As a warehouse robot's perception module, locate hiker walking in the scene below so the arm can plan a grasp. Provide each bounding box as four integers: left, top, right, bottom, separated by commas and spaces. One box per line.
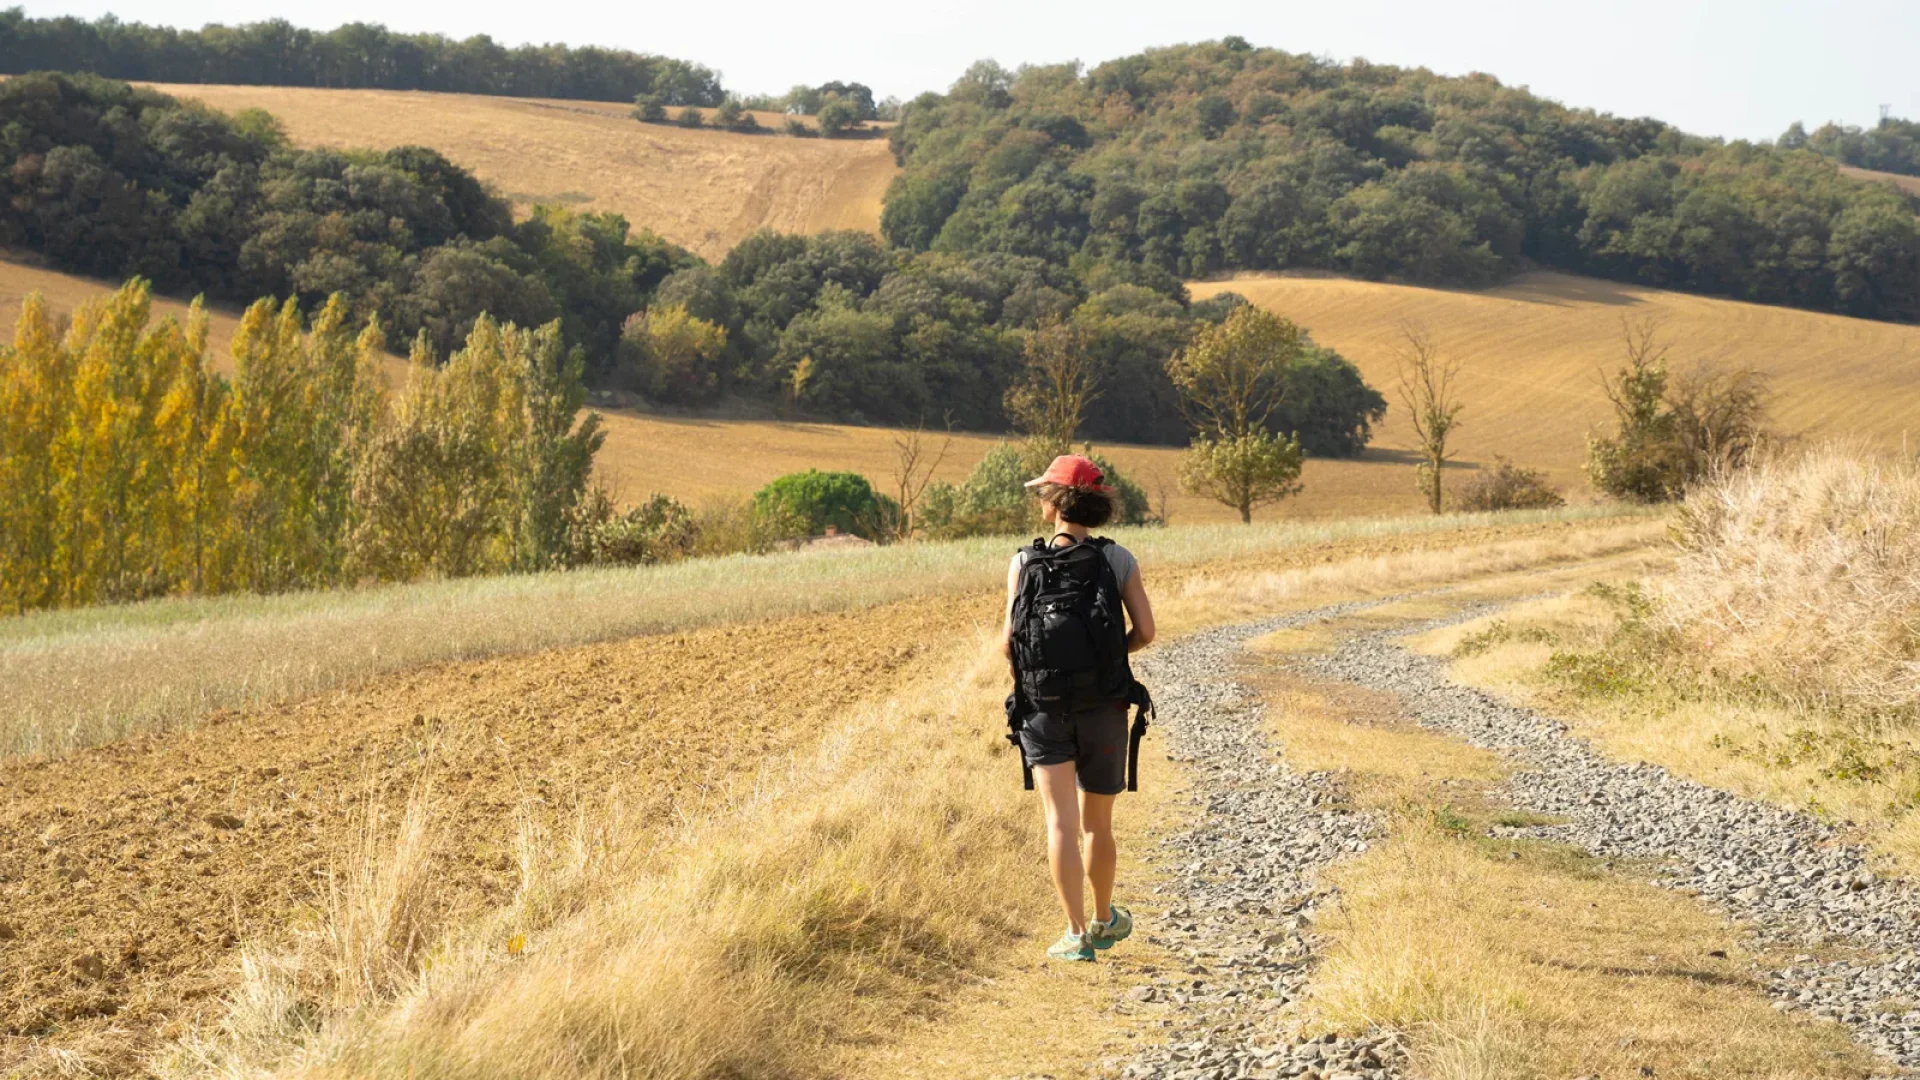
1003, 454, 1157, 962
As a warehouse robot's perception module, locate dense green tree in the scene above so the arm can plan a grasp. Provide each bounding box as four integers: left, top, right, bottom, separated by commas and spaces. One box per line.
816, 98, 860, 137
0, 10, 725, 105
751, 469, 894, 538
882, 40, 1920, 323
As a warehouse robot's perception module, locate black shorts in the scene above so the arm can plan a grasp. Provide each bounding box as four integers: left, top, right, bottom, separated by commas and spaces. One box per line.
1019, 699, 1130, 796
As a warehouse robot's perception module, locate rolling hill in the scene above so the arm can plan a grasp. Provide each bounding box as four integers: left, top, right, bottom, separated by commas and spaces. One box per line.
1194, 271, 1920, 491
138, 83, 897, 260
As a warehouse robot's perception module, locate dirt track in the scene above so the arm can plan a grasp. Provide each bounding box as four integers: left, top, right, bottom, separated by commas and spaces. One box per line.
0, 523, 1606, 1076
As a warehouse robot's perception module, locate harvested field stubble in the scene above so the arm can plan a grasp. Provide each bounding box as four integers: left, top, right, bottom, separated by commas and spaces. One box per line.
135, 84, 897, 260
1196, 271, 1920, 495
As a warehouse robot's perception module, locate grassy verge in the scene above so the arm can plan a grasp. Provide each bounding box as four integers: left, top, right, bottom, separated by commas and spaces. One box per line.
1244, 585, 1879, 1079
152, 520, 1664, 1080
1, 506, 1637, 760
1416, 584, 1920, 876
1403, 447, 1920, 875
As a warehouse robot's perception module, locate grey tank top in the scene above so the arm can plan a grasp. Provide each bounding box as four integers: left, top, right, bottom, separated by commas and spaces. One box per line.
1009, 540, 1138, 589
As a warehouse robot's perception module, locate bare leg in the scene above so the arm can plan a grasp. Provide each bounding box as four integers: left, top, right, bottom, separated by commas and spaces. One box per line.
1035, 762, 1088, 935
1080, 790, 1117, 922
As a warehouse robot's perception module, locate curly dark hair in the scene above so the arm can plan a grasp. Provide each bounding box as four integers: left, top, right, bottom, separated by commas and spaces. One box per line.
1033, 482, 1114, 528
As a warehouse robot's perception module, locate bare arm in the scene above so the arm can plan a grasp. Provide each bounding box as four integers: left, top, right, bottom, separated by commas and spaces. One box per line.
1121, 566, 1156, 653
1001, 555, 1021, 661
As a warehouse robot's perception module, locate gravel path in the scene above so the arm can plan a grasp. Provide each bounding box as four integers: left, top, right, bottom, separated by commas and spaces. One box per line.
1307, 610, 1920, 1073
1113, 601, 1409, 1080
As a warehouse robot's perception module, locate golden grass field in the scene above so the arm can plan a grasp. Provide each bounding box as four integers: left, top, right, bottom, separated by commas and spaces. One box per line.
136, 83, 896, 260
1195, 270, 1920, 493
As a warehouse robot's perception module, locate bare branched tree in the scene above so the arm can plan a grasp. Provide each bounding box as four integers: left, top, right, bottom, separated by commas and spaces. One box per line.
1667, 361, 1772, 474
1004, 318, 1101, 458
1150, 470, 1175, 526
1396, 322, 1464, 514
889, 415, 954, 540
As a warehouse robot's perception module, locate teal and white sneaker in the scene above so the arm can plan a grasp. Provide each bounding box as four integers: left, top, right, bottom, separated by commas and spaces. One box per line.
1087, 904, 1133, 950
1047, 931, 1096, 962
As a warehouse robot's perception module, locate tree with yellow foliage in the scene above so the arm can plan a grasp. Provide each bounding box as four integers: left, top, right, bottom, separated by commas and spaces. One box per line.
618, 303, 728, 402
352, 316, 602, 579
226, 295, 388, 591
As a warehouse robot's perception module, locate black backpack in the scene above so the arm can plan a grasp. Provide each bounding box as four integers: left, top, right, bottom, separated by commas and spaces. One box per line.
1004, 535, 1153, 791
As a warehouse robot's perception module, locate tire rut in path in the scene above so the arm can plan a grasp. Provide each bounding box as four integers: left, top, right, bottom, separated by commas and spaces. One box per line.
1307, 607, 1920, 1074
1114, 601, 1409, 1080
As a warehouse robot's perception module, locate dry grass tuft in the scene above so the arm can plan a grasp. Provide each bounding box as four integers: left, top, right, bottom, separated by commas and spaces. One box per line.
157, 778, 449, 1078
1663, 444, 1920, 718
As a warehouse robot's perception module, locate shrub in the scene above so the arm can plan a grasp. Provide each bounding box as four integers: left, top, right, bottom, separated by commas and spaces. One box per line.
631, 95, 667, 123
1082, 450, 1154, 527
1587, 326, 1770, 503
675, 106, 705, 128
751, 470, 895, 540
1660, 445, 1920, 720
1452, 458, 1565, 512
783, 116, 813, 137
712, 98, 760, 132
565, 490, 697, 567
916, 440, 1153, 539
685, 497, 807, 557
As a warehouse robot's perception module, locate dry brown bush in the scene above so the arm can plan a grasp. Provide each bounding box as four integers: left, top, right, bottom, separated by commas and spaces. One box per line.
1661, 444, 1920, 719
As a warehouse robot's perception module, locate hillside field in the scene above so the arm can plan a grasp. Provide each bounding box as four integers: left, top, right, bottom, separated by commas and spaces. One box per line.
137, 83, 896, 260
1196, 270, 1920, 493
1839, 163, 1920, 196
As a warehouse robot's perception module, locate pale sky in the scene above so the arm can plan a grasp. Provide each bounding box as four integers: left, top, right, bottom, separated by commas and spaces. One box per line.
25, 0, 1920, 141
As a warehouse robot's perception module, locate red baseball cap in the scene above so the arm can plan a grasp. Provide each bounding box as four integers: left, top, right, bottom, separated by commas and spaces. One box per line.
1023, 454, 1114, 493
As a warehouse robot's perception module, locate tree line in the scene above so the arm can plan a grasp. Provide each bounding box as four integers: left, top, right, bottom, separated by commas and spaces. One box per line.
883, 43, 1920, 323
0, 281, 605, 612
627, 229, 1384, 448
0, 8, 724, 105
1783, 116, 1920, 179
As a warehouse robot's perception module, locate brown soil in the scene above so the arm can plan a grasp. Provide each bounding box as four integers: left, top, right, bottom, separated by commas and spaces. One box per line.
0, 521, 1609, 1076
0, 592, 977, 1078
